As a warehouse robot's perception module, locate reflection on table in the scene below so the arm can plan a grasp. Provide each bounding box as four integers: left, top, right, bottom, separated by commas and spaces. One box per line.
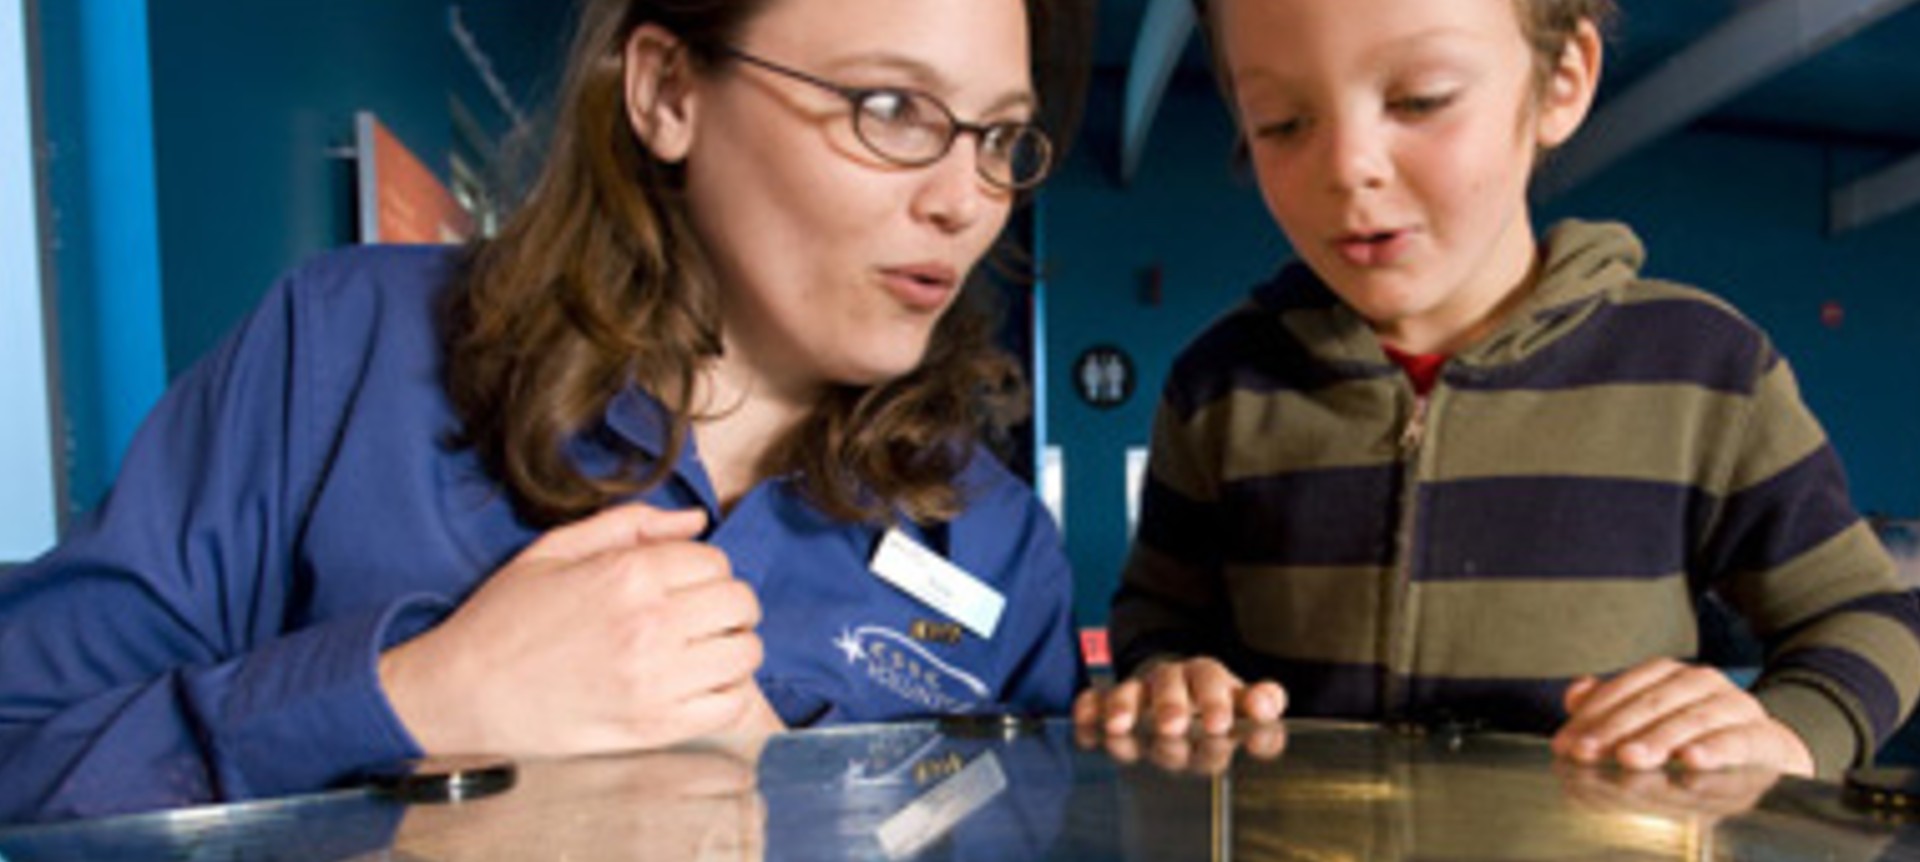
2, 719, 1917, 860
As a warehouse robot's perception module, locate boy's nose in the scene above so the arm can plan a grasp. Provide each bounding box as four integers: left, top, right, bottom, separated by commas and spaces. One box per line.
1322, 117, 1391, 194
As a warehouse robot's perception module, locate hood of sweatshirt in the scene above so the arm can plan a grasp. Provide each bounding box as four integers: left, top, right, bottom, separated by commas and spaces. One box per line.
1263, 219, 1648, 372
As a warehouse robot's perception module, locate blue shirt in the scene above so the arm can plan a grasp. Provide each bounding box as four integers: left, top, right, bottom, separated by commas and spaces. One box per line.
0, 246, 1083, 823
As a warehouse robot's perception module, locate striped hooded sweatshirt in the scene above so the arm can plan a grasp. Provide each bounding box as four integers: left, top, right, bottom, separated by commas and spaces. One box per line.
1111, 220, 1920, 777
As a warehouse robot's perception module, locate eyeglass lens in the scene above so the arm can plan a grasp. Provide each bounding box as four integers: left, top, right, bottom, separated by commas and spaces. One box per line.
851, 90, 1051, 189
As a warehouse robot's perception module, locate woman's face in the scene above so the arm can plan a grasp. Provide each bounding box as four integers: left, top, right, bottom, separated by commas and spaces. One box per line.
651, 0, 1033, 399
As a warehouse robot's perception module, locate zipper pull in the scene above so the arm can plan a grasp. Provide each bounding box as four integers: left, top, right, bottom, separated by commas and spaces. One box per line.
1400, 395, 1429, 453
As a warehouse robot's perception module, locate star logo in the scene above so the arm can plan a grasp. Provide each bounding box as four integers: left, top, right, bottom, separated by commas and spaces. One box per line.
834, 628, 865, 664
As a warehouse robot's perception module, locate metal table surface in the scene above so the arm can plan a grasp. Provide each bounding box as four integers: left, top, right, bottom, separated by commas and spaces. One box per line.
1, 719, 1915, 860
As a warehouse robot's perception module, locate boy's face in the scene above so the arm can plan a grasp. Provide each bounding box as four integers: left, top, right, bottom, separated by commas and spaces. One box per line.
1216, 0, 1596, 353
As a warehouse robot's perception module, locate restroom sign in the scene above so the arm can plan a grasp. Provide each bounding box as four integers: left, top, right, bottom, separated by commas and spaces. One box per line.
1072, 345, 1134, 409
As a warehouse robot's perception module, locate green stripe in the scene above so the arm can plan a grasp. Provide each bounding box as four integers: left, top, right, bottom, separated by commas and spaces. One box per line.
1776, 610, 1920, 713
1412, 578, 1696, 678
1719, 522, 1898, 634
1210, 384, 1405, 482
1150, 403, 1220, 502
1433, 384, 1747, 483
1755, 680, 1862, 777
1224, 564, 1387, 664
1725, 362, 1828, 493
1119, 544, 1224, 612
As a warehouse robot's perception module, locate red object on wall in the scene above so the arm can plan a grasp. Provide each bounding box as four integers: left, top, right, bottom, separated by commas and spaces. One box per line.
1080, 627, 1111, 668
1821, 300, 1845, 330
356, 112, 474, 245
1139, 265, 1163, 306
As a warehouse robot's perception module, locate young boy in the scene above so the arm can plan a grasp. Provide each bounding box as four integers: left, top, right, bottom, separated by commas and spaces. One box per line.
1073, 0, 1920, 779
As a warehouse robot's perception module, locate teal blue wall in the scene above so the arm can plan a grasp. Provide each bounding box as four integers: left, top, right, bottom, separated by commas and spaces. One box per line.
1044, 74, 1920, 627
1041, 74, 1277, 625
37, 1, 564, 516
145, 1, 564, 378
148, 1, 459, 378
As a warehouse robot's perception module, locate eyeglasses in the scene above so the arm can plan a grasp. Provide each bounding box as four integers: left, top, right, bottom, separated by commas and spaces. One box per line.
715, 45, 1055, 191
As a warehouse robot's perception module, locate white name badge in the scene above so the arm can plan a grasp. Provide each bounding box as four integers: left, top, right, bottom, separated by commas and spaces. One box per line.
870, 528, 1006, 640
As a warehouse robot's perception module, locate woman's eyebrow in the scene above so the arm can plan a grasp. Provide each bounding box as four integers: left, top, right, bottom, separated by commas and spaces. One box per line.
827, 51, 1038, 115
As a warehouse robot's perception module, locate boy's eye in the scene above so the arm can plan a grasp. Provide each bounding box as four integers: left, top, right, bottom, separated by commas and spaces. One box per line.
1388, 92, 1457, 117
1253, 116, 1308, 140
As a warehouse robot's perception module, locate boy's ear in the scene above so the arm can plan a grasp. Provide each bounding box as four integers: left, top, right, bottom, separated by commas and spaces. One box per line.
1536, 19, 1603, 149
625, 24, 698, 163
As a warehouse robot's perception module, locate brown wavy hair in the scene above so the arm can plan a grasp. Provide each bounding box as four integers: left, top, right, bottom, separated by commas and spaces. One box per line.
442, 0, 1091, 528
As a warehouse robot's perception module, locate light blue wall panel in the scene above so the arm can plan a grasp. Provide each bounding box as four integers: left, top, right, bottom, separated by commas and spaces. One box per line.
0, 0, 58, 561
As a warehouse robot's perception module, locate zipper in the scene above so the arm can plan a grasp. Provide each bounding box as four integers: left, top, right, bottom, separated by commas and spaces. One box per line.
1382, 387, 1438, 720
1399, 395, 1430, 453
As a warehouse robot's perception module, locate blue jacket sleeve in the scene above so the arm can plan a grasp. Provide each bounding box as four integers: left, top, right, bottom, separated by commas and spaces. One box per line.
952, 457, 1086, 715
0, 270, 435, 823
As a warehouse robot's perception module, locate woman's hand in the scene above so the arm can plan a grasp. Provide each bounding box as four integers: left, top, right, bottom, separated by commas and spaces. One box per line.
380, 502, 771, 756
1552, 658, 1814, 777
1071, 657, 1287, 737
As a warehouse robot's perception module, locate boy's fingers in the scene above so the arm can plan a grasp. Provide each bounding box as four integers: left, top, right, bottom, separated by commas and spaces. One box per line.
1188, 662, 1242, 735
1148, 666, 1196, 736
1102, 679, 1146, 735
1562, 675, 1600, 714
1564, 659, 1686, 729
1072, 689, 1104, 727
1242, 681, 1288, 722
1571, 665, 1723, 757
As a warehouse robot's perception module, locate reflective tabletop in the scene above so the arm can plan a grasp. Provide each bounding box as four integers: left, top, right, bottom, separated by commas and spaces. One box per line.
2, 719, 1917, 861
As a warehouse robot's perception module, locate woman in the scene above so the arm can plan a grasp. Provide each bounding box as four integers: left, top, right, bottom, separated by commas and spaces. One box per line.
0, 0, 1090, 822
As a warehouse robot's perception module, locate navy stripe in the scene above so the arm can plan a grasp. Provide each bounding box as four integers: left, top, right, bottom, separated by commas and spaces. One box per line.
1455, 298, 1769, 395
1416, 476, 1704, 580
1769, 590, 1920, 655
1108, 604, 1239, 679
1405, 676, 1571, 735
1834, 591, 1920, 640
1222, 466, 1401, 567
1233, 655, 1383, 718
1232, 654, 1573, 735
1775, 647, 1904, 742
1696, 445, 1860, 579
1135, 476, 1223, 570
1165, 270, 1389, 419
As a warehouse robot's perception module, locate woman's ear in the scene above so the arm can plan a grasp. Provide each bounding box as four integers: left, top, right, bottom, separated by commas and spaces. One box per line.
625, 24, 698, 163
1536, 19, 1602, 149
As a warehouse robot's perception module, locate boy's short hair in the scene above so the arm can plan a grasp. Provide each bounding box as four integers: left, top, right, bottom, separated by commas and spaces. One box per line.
1186, 0, 1619, 170
1188, 0, 1619, 95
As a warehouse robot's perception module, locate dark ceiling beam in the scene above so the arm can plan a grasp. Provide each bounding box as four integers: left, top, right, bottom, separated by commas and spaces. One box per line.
1831, 151, 1920, 234
1119, 0, 1195, 185
1537, 0, 1920, 199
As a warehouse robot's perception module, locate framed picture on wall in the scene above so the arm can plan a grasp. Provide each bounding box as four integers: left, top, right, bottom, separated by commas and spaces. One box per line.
354, 111, 475, 245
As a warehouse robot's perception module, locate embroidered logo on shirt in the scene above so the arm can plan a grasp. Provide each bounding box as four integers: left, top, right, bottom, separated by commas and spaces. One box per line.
834, 625, 989, 714
909, 619, 965, 645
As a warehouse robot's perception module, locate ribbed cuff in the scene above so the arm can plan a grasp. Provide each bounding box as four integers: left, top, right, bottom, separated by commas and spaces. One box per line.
1754, 680, 1861, 780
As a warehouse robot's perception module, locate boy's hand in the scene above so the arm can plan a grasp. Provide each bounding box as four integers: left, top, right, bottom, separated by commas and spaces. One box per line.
1552, 658, 1814, 777
1071, 657, 1286, 737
